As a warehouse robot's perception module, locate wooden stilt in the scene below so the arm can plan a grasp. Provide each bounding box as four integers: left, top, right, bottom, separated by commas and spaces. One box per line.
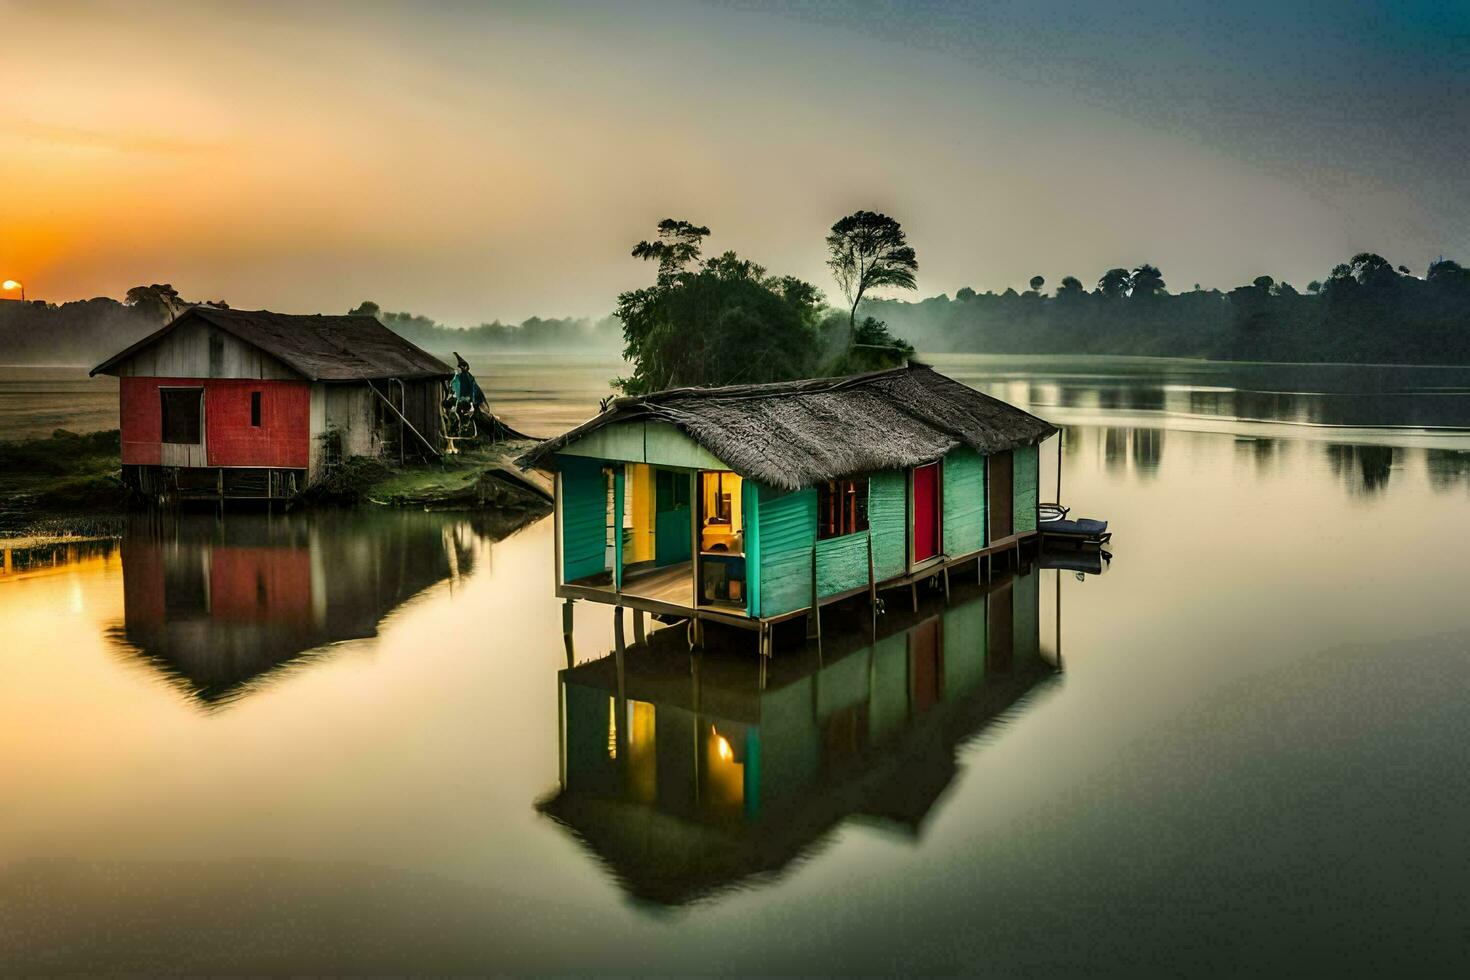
807, 546, 821, 640
867, 536, 878, 637
911, 581, 919, 612
561, 598, 576, 668
942, 565, 951, 603
633, 608, 646, 645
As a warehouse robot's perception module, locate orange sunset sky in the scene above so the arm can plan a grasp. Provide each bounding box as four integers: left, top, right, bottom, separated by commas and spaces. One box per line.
3, 0, 1465, 323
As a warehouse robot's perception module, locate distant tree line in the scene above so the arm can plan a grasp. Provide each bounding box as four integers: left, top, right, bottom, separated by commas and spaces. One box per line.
864, 253, 1470, 364
345, 301, 622, 354
0, 285, 623, 366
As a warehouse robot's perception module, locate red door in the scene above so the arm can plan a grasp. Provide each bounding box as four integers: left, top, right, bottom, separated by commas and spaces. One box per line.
913, 462, 941, 563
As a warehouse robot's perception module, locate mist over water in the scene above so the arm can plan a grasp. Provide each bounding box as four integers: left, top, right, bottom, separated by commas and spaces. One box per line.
1, 353, 1468, 973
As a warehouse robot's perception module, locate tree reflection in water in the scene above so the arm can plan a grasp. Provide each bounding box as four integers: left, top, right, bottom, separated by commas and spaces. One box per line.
1426, 449, 1470, 493
539, 565, 1065, 907
1325, 444, 1395, 496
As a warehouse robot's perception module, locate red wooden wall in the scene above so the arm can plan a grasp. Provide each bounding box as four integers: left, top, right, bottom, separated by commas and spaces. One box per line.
119, 377, 311, 468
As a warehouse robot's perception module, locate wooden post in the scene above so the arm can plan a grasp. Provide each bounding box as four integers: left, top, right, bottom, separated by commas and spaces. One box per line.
866, 535, 878, 637
942, 564, 951, 603
910, 580, 919, 613
806, 545, 821, 641
1056, 428, 1063, 506
633, 608, 646, 645
562, 598, 576, 668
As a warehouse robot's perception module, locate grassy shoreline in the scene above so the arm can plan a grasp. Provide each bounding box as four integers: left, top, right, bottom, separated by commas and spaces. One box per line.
0, 429, 549, 540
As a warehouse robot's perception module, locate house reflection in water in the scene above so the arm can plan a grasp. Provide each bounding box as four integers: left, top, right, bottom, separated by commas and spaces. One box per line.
112, 511, 521, 707
539, 566, 1060, 906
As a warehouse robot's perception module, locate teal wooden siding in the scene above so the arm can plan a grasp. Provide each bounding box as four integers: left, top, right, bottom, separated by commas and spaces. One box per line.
653, 469, 692, 567
816, 532, 869, 598
559, 455, 607, 582
556, 420, 727, 470
942, 447, 986, 556
1014, 443, 1039, 533
743, 480, 762, 617
611, 466, 624, 589
868, 470, 907, 581
757, 485, 816, 617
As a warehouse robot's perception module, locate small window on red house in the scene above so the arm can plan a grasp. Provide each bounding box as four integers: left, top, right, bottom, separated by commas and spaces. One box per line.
817, 477, 869, 539
250, 391, 262, 427
160, 388, 203, 445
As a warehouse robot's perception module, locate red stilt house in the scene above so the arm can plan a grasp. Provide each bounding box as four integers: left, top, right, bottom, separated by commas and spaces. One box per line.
91, 307, 452, 501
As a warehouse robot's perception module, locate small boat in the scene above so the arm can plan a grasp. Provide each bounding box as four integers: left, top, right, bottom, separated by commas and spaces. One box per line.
1039, 503, 1111, 545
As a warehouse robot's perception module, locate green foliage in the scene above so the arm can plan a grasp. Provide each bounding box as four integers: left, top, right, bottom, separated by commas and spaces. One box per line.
1097, 268, 1131, 298
862, 253, 1470, 364
299, 456, 395, 506
820, 314, 916, 376
0, 429, 124, 513
614, 220, 832, 394
0, 429, 120, 475
1130, 264, 1166, 298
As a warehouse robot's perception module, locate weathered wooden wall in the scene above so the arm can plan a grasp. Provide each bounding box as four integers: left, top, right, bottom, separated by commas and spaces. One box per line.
1013, 444, 1039, 533
560, 455, 609, 583
942, 447, 987, 555
323, 385, 380, 460
867, 470, 908, 581
110, 320, 299, 380
755, 485, 816, 618
119, 377, 310, 469
557, 421, 726, 470
815, 531, 869, 598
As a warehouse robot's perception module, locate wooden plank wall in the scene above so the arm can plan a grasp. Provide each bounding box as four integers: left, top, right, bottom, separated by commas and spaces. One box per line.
112, 320, 298, 380
1013, 444, 1040, 533
560, 455, 608, 582
867, 470, 908, 581
755, 485, 816, 617
942, 447, 986, 554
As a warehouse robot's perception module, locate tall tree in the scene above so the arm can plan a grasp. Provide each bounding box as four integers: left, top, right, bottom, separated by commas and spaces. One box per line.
1097, 268, 1131, 298
826, 210, 918, 330
124, 283, 184, 323
631, 219, 710, 283
1130, 264, 1166, 298
1055, 275, 1085, 300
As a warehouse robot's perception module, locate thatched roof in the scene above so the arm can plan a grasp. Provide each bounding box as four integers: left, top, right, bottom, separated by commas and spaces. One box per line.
518, 363, 1056, 490
91, 307, 451, 381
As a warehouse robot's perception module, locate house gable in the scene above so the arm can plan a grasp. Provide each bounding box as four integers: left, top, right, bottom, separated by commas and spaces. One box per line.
106, 317, 302, 381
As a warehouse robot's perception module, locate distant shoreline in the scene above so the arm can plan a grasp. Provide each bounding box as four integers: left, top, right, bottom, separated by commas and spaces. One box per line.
9, 351, 1470, 371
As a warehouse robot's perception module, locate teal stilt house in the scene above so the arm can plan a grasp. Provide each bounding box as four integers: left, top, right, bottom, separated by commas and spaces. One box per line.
517, 363, 1057, 649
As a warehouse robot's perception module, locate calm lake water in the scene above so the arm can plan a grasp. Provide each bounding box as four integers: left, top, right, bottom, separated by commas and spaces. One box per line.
2, 354, 1469, 973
